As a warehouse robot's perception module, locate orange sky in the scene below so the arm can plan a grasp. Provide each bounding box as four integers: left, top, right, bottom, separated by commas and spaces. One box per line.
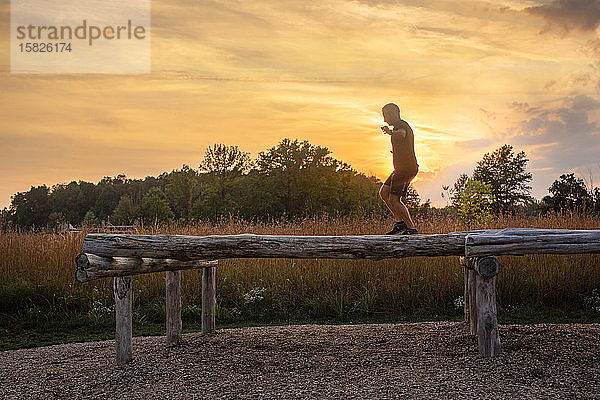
1, 0, 600, 209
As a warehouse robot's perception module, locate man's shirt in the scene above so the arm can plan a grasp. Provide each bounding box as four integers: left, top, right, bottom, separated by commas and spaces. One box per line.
390, 120, 418, 171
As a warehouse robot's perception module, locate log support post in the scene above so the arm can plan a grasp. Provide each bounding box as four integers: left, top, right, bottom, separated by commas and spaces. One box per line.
113, 275, 133, 365
202, 263, 217, 334
468, 268, 478, 335
166, 270, 182, 346
462, 258, 470, 324
463, 256, 501, 358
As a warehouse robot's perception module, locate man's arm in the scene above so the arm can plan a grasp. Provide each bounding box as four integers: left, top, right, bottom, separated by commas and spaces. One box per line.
381, 125, 407, 138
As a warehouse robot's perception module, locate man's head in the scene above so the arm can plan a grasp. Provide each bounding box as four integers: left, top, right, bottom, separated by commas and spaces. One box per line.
382, 103, 401, 125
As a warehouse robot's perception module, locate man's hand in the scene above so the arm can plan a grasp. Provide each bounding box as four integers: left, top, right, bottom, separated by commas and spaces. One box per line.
381, 126, 393, 135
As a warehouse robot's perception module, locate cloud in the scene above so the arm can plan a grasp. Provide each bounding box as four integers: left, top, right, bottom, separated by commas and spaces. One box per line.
510, 101, 530, 112
507, 95, 600, 194
454, 138, 495, 150
525, 0, 600, 33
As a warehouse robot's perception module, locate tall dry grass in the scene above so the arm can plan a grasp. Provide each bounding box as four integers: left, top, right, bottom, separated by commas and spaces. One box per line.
1, 213, 599, 326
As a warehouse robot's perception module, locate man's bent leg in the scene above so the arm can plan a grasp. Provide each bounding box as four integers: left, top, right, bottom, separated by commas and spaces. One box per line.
388, 193, 416, 229
380, 184, 404, 222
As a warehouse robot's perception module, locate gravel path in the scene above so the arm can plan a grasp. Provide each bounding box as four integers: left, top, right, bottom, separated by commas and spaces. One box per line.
1, 322, 599, 399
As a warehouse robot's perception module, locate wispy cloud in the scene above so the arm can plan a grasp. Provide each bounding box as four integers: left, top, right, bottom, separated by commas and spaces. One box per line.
525, 0, 600, 33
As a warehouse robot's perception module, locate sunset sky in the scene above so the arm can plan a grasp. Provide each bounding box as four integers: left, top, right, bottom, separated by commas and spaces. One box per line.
1, 0, 600, 209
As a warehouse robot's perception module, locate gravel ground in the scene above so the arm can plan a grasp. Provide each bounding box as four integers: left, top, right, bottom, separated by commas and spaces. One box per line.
1, 322, 599, 399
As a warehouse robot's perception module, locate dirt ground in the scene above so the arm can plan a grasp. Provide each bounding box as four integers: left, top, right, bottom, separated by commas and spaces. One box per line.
1, 322, 599, 399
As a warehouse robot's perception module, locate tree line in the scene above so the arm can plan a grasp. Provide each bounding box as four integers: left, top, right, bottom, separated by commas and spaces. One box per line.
1, 139, 598, 232
0, 138, 422, 231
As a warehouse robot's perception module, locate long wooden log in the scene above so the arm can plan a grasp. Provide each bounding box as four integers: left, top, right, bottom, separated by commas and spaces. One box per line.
76, 229, 600, 282
113, 276, 133, 365
466, 230, 600, 257
81, 232, 482, 262
484, 228, 599, 236
75, 253, 218, 282
165, 270, 182, 346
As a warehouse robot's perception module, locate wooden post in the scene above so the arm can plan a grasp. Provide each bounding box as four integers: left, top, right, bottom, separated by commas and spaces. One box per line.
113, 276, 132, 365
463, 264, 470, 324
201, 264, 217, 334
459, 257, 470, 325
473, 256, 501, 357
468, 268, 478, 335
462, 256, 478, 335
165, 270, 182, 346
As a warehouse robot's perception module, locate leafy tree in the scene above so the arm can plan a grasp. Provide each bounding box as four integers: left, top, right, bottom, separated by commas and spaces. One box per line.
47, 180, 98, 225
199, 144, 253, 175
457, 179, 493, 223
256, 138, 344, 218
139, 187, 173, 225
82, 210, 100, 228
403, 185, 421, 210
472, 144, 533, 214
111, 195, 138, 225
0, 207, 9, 232
8, 185, 51, 229
47, 211, 66, 231
196, 144, 252, 219
94, 174, 129, 221
442, 173, 469, 208
165, 165, 201, 221
542, 173, 594, 213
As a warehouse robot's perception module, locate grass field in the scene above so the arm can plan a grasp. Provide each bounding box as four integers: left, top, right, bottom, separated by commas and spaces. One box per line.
1, 213, 599, 350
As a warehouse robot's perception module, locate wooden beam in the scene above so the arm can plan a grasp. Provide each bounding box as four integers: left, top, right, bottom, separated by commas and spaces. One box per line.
165, 270, 182, 346
75, 252, 217, 282
465, 230, 600, 257
113, 276, 132, 365
81, 232, 484, 263
202, 264, 217, 334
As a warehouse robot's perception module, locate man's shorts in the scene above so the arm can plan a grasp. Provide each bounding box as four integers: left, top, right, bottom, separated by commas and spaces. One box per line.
383, 167, 418, 198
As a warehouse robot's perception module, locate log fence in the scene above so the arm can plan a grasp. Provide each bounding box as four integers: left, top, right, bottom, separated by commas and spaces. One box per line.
74, 228, 600, 364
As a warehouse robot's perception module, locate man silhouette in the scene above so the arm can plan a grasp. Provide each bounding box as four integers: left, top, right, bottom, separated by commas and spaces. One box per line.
379, 103, 419, 235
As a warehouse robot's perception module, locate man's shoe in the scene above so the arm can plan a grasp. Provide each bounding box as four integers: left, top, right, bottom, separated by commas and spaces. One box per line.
402, 228, 419, 235
385, 221, 407, 235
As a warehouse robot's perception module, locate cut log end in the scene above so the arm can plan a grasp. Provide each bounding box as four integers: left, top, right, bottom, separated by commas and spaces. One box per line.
477, 256, 501, 279
75, 253, 90, 282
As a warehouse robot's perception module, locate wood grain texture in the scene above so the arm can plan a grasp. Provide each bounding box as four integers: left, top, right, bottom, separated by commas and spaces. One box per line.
463, 265, 470, 325
465, 230, 600, 257
81, 232, 481, 262
166, 270, 182, 346
474, 256, 501, 279
468, 268, 478, 336
202, 265, 217, 334
75, 252, 217, 282
113, 276, 132, 365
475, 274, 501, 357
